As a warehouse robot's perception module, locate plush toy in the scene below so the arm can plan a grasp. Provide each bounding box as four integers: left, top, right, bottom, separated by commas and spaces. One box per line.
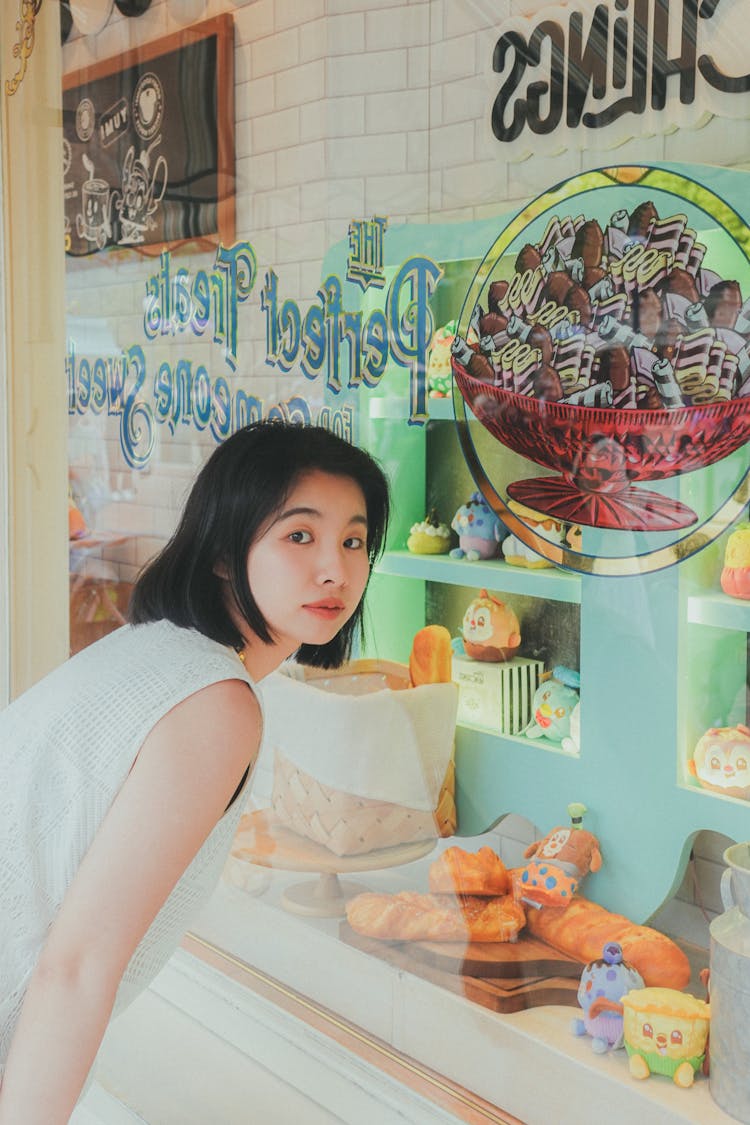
721, 523, 750, 599
524, 666, 580, 742
572, 942, 644, 1054
501, 499, 563, 569
459, 589, 521, 662
622, 988, 711, 1087
450, 491, 505, 561
407, 509, 452, 554
512, 802, 601, 909
561, 701, 581, 755
688, 724, 750, 801
427, 320, 457, 397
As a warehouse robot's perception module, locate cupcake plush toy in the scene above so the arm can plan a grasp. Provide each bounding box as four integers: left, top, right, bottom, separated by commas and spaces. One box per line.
407, 509, 452, 555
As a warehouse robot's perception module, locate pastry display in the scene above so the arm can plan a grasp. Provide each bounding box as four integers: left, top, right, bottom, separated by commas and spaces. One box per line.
622, 987, 710, 1086
687, 724, 750, 801
524, 897, 691, 989
428, 845, 510, 897
345, 890, 526, 943
721, 523, 750, 599
450, 491, 505, 561
406, 509, 451, 554
459, 589, 521, 663
572, 942, 644, 1054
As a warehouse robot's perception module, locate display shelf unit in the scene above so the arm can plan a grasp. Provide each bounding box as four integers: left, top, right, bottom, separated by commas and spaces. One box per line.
375, 549, 582, 604
320, 201, 750, 925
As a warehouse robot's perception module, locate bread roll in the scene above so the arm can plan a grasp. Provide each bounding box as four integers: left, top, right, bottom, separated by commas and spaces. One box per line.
346, 891, 526, 943
429, 845, 510, 896
408, 624, 453, 687
525, 896, 690, 988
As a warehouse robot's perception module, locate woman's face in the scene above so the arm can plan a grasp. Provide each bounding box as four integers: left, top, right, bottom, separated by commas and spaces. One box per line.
242, 469, 371, 671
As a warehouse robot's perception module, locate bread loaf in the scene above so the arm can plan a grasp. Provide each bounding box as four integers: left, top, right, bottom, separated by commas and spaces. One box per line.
429, 846, 510, 897
409, 625, 453, 687
525, 896, 690, 988
346, 891, 526, 943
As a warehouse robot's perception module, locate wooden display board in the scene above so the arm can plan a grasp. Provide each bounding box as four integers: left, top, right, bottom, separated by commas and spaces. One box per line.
62, 15, 234, 256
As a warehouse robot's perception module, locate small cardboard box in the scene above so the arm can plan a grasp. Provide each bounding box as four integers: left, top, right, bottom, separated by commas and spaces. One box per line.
452, 654, 543, 735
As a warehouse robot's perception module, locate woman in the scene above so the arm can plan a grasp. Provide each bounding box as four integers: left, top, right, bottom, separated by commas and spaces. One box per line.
0, 421, 389, 1123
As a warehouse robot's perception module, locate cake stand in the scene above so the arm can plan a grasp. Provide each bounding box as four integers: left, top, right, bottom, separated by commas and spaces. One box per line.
227, 808, 437, 918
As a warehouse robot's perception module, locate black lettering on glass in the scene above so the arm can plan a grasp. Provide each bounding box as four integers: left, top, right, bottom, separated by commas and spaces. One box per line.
492, 31, 530, 143
526, 21, 565, 134
567, 6, 610, 127
651, 0, 698, 109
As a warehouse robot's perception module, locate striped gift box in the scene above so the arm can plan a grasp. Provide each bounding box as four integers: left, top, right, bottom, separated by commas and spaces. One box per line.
452, 654, 544, 735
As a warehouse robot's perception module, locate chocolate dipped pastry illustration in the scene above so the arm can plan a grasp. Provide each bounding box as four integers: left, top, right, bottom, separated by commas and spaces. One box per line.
450, 167, 750, 532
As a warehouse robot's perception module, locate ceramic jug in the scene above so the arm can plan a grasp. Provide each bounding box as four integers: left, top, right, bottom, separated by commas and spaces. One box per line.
709, 842, 750, 1122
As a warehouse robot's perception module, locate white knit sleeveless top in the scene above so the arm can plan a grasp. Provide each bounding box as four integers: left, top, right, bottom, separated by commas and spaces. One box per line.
0, 619, 261, 1070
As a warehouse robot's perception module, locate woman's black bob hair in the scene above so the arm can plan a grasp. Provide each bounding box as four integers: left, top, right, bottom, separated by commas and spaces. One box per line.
129, 421, 390, 668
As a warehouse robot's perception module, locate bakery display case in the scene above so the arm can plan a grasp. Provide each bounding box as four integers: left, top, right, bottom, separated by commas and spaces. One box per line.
36, 2, 750, 1116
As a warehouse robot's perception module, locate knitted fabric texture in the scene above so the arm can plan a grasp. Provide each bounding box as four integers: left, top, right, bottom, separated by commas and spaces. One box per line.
0, 619, 260, 1070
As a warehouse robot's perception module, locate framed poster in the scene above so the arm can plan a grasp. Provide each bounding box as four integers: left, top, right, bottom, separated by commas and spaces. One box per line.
62, 14, 234, 257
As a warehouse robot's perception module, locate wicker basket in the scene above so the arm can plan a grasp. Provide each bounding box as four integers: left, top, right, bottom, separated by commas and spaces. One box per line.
268, 659, 457, 856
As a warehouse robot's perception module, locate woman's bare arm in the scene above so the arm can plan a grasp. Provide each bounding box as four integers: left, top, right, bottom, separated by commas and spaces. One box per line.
0, 678, 260, 1125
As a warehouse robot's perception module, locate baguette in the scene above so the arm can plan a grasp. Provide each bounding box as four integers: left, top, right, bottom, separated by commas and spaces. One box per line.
429, 846, 510, 896
524, 896, 690, 988
346, 891, 525, 943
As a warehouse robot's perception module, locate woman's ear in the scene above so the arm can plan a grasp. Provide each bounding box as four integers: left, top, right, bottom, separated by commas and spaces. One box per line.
213, 560, 229, 579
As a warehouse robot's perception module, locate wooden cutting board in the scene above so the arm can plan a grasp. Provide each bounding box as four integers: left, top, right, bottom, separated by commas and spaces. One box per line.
340, 923, 583, 1015
407, 933, 583, 979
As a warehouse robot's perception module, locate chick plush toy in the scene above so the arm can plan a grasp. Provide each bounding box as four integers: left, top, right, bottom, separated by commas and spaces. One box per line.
524, 666, 580, 742
450, 491, 505, 561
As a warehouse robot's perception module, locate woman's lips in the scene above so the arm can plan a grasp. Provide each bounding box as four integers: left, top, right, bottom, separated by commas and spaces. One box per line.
303, 601, 345, 620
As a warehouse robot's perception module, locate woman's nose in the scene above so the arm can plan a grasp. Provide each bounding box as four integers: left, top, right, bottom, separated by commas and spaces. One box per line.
317, 545, 348, 586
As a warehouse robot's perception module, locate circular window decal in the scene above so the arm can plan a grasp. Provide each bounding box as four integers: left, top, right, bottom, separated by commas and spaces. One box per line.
75, 97, 96, 142
451, 165, 750, 577
132, 72, 164, 141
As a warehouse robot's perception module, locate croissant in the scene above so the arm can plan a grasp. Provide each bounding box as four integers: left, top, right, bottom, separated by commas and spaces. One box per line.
525, 896, 690, 989
346, 891, 525, 943
429, 846, 510, 897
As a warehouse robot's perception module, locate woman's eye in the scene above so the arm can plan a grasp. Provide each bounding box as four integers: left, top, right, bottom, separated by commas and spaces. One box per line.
288, 530, 312, 543
344, 536, 365, 549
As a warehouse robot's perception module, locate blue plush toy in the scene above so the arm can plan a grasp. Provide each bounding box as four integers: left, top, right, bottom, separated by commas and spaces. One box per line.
449, 491, 506, 561
572, 942, 644, 1054
524, 666, 580, 742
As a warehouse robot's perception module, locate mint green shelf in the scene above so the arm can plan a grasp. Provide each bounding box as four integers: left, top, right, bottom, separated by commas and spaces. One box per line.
456, 719, 579, 759
687, 592, 750, 631
374, 549, 582, 604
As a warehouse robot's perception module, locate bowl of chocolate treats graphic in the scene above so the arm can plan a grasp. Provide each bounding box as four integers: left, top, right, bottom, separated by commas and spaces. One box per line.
451, 174, 750, 532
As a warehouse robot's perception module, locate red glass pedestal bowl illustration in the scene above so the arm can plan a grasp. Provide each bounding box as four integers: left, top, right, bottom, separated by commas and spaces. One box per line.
453, 358, 750, 532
